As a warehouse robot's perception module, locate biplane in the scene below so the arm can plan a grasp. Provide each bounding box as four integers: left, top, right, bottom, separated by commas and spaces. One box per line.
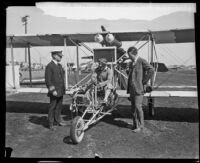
6, 26, 197, 143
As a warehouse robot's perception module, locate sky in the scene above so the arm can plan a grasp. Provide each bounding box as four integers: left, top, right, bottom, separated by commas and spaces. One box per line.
36, 2, 196, 20
6, 3, 196, 66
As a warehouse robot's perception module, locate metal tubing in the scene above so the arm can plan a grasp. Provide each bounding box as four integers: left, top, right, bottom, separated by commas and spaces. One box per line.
76, 45, 80, 82
10, 37, 16, 89
64, 37, 69, 89
149, 34, 155, 117
27, 44, 32, 87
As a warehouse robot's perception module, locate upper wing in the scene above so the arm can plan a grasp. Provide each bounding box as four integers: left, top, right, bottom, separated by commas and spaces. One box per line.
112, 28, 195, 43
7, 33, 98, 48
7, 28, 195, 48
151, 29, 195, 44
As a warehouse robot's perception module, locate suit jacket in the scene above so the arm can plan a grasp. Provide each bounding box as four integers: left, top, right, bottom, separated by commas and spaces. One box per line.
45, 61, 65, 97
127, 57, 154, 95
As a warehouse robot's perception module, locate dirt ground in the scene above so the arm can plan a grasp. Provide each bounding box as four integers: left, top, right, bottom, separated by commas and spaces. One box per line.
5, 93, 199, 158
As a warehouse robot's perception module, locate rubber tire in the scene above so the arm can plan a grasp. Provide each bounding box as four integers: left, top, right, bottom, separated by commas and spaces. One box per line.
70, 116, 85, 144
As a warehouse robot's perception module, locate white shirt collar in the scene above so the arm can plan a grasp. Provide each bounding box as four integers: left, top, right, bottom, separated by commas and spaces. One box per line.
134, 55, 139, 63
52, 59, 58, 65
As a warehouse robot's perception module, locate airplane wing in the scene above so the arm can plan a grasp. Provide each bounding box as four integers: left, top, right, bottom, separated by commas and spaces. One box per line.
7, 28, 195, 48
116, 90, 197, 97
10, 88, 197, 97
111, 28, 195, 43
7, 33, 98, 48
151, 29, 195, 44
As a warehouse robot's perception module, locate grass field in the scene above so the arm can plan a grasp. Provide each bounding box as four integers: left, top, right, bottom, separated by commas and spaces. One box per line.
6, 69, 199, 158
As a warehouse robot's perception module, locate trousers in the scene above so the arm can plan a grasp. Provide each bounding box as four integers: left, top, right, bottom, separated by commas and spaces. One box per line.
130, 94, 144, 129
48, 96, 63, 126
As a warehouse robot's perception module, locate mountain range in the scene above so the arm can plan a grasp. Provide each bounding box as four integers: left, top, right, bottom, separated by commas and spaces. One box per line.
6, 8, 195, 34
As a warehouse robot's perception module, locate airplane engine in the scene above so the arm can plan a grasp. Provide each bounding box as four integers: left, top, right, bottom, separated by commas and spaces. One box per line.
94, 34, 104, 43
105, 33, 115, 43
105, 33, 122, 48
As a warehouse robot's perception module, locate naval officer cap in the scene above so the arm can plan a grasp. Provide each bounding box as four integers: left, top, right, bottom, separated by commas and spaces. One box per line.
51, 50, 63, 57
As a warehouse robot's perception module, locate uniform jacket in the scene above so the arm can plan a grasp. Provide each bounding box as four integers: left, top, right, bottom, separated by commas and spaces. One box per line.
45, 61, 65, 97
127, 57, 154, 95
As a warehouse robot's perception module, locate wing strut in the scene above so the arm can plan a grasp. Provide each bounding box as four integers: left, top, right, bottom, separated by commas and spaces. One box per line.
27, 43, 32, 87
148, 32, 155, 116
64, 37, 69, 90
10, 36, 16, 89
76, 45, 80, 82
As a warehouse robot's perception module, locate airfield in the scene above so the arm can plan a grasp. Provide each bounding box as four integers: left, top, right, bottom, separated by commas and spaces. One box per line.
5, 69, 199, 158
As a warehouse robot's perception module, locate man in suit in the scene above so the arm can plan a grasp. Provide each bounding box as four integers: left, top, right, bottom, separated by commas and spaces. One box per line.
45, 51, 67, 130
127, 46, 154, 133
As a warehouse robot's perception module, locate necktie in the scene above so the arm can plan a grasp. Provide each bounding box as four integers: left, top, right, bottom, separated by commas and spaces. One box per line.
58, 64, 63, 78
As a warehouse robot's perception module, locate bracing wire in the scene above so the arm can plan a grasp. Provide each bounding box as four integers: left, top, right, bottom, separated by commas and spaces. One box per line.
152, 40, 158, 86
117, 34, 149, 63
163, 45, 186, 64
156, 46, 182, 67
133, 34, 148, 47
148, 36, 150, 63
10, 37, 50, 65
157, 45, 184, 65
68, 37, 93, 57
153, 53, 195, 90
31, 46, 50, 64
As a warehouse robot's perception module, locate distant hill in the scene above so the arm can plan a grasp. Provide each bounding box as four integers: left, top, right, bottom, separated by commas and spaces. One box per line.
7, 8, 195, 34
149, 11, 194, 30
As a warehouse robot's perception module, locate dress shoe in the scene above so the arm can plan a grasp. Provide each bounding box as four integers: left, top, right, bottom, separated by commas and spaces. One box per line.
126, 124, 134, 130
49, 125, 56, 131
57, 121, 67, 126
132, 127, 142, 133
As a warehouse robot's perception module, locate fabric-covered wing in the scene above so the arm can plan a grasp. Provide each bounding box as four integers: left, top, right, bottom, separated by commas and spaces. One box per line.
7, 33, 98, 48
152, 29, 195, 44
111, 31, 149, 42
7, 28, 195, 48
112, 29, 195, 43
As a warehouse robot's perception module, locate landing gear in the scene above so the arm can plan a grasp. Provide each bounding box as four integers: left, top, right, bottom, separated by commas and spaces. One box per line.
70, 116, 85, 144
69, 85, 119, 144
148, 97, 154, 117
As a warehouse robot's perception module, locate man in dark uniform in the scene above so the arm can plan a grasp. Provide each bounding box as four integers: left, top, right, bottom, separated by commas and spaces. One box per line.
127, 46, 154, 133
45, 51, 66, 130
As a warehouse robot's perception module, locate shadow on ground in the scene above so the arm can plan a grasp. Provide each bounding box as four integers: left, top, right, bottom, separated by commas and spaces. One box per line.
110, 105, 199, 123
6, 101, 70, 114
6, 101, 199, 126
28, 115, 49, 129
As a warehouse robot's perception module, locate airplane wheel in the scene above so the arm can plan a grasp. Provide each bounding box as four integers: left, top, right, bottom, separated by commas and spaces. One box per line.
70, 116, 85, 144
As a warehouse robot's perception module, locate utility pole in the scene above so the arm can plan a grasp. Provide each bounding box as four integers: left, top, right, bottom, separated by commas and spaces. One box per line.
21, 15, 29, 63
